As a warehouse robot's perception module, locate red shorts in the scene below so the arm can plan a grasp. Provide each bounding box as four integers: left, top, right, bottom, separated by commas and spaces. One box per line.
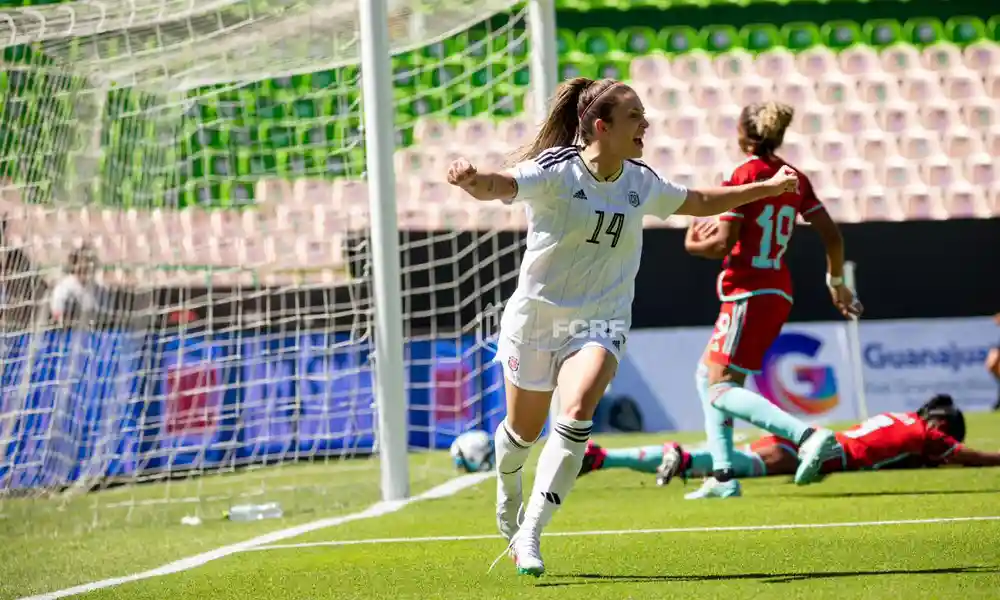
707, 294, 792, 373
750, 435, 846, 474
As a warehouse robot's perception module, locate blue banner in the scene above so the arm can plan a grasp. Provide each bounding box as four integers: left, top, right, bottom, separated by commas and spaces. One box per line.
0, 330, 505, 490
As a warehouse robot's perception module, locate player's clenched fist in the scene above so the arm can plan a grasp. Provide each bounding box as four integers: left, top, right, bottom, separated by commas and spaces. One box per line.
447, 158, 478, 188
769, 165, 799, 195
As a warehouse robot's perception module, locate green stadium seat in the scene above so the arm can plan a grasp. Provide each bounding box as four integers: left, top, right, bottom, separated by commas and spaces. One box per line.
447, 86, 491, 118
618, 27, 658, 56
423, 60, 465, 89
863, 19, 903, 48
578, 27, 619, 57
658, 26, 700, 54
391, 55, 421, 88
559, 53, 598, 80
989, 17, 1000, 42
781, 22, 821, 51
489, 84, 525, 118
491, 29, 529, 58
465, 29, 491, 60
700, 25, 739, 54
947, 16, 986, 46
821, 20, 863, 51
511, 62, 531, 87
396, 88, 443, 122
558, 29, 579, 57
596, 57, 631, 80
903, 17, 945, 47
740, 24, 781, 53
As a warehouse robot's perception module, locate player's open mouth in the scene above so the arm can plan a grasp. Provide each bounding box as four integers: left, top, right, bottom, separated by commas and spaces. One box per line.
633, 136, 643, 148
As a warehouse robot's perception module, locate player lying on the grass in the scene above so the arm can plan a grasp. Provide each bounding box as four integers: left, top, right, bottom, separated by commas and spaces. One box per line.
578, 395, 1000, 487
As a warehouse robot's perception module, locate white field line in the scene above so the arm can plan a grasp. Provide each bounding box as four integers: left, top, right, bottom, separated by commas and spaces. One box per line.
248, 515, 1000, 552
18, 472, 491, 600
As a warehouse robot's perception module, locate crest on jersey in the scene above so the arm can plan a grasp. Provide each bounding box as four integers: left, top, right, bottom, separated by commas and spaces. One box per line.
628, 191, 640, 207
507, 356, 520, 372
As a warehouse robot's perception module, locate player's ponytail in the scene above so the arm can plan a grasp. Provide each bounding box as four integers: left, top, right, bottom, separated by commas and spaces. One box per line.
513, 77, 622, 164
739, 101, 795, 156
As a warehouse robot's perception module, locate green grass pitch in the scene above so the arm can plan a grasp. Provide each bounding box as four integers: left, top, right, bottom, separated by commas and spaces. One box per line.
3, 413, 1000, 600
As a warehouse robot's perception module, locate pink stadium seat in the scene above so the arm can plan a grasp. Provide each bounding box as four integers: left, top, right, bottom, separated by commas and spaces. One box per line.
943, 183, 990, 219
333, 179, 369, 210
255, 179, 293, 205
777, 132, 811, 165
668, 165, 697, 189
963, 41, 1000, 74
732, 78, 772, 107
774, 74, 816, 107
986, 127, 1000, 156
921, 156, 958, 188
645, 113, 672, 140
879, 157, 922, 188
692, 80, 728, 110
942, 128, 983, 159
708, 104, 741, 138
836, 104, 878, 135
672, 51, 714, 82
875, 101, 916, 134
857, 130, 898, 165
900, 70, 941, 102
899, 186, 946, 220
839, 45, 880, 76
856, 187, 903, 221
921, 43, 964, 73
455, 118, 494, 145
648, 79, 692, 112
293, 179, 335, 206
497, 118, 533, 148
815, 188, 859, 223
713, 50, 755, 80
814, 131, 856, 163
960, 98, 998, 129
792, 105, 835, 136
755, 48, 796, 78
835, 159, 876, 192
414, 118, 452, 145
646, 141, 683, 173
898, 131, 940, 160
816, 74, 858, 106
797, 159, 829, 190
880, 44, 921, 75
687, 136, 724, 167
630, 55, 672, 84
669, 107, 706, 139
480, 149, 508, 172
797, 46, 839, 79
434, 204, 478, 230
918, 101, 959, 133
988, 188, 1000, 217
857, 72, 901, 104
942, 69, 984, 100
964, 153, 996, 187
984, 68, 1000, 99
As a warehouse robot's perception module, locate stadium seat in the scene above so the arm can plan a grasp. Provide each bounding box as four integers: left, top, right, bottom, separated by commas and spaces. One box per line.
963, 40, 1000, 73
921, 43, 964, 73
880, 43, 921, 74
921, 156, 958, 188
898, 131, 942, 160
836, 104, 878, 135
838, 45, 880, 76
900, 186, 947, 220
740, 24, 782, 53
904, 17, 946, 48
713, 50, 755, 80
943, 182, 990, 218
857, 130, 899, 165
855, 187, 902, 221
755, 48, 796, 78
816, 74, 858, 106
797, 46, 838, 79
629, 54, 672, 83
821, 20, 863, 51
942, 128, 982, 159
879, 157, 921, 188
857, 72, 901, 103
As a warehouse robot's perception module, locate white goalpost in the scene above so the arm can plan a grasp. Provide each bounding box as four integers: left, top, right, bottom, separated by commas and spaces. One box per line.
0, 0, 558, 532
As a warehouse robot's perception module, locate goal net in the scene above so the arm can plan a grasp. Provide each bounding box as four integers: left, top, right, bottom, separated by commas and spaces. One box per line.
0, 0, 534, 534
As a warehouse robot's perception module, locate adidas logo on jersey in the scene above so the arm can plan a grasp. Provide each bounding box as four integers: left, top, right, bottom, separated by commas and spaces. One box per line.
573, 189, 587, 200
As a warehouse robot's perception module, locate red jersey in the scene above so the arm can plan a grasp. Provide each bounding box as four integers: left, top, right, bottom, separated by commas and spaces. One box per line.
835, 412, 963, 471
717, 156, 825, 303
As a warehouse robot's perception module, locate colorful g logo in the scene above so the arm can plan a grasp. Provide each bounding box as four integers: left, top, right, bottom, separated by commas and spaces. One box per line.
752, 332, 839, 415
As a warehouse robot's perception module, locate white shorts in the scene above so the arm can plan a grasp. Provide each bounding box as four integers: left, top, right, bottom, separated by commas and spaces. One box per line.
496, 332, 627, 393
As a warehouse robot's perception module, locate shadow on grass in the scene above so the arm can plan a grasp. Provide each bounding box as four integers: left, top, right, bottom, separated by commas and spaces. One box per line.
537, 565, 999, 587
781, 489, 1000, 499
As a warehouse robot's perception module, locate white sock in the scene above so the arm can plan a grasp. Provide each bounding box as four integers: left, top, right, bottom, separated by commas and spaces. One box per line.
494, 419, 533, 498
522, 416, 592, 531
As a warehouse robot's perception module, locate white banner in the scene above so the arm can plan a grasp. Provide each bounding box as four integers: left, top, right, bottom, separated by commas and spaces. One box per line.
612, 322, 857, 433
859, 317, 998, 414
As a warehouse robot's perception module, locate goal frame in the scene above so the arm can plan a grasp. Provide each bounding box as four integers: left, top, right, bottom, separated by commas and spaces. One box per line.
360, 0, 559, 501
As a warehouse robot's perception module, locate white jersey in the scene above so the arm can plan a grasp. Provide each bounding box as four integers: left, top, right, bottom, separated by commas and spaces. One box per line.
500, 146, 689, 350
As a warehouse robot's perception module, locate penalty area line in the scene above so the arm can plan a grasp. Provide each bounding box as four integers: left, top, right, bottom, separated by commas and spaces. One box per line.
18, 472, 491, 600
249, 515, 1000, 551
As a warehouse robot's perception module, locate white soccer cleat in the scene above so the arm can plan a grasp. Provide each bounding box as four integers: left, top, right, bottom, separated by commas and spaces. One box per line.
683, 477, 742, 500
655, 442, 684, 487
510, 528, 544, 577
495, 475, 524, 541
795, 428, 838, 485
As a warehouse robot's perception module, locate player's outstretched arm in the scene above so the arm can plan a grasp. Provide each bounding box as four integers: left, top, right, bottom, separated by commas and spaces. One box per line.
946, 447, 1000, 467
805, 207, 862, 319
447, 158, 518, 202
676, 166, 799, 217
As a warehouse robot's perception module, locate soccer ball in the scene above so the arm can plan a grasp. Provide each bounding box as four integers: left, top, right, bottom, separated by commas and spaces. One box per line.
450, 430, 495, 473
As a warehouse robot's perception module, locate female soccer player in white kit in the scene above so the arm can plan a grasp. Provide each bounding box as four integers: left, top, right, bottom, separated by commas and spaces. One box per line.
446, 77, 799, 576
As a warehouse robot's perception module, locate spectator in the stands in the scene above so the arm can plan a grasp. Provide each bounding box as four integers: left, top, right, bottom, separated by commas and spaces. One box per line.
0, 213, 46, 330
50, 242, 106, 326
